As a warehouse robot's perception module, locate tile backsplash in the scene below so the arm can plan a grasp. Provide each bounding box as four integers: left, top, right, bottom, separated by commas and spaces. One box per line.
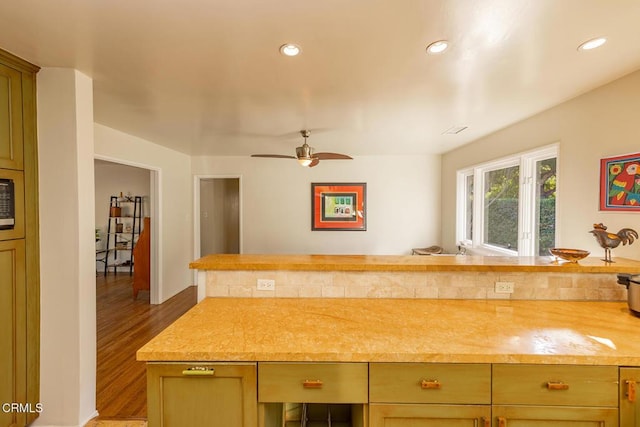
204, 270, 626, 301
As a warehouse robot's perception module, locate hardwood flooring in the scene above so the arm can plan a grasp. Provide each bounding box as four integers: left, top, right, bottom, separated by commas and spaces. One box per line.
95, 273, 197, 419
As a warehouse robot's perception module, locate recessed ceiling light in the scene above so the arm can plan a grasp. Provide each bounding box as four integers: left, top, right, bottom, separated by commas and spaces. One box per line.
426, 40, 449, 55
577, 37, 607, 51
279, 43, 302, 57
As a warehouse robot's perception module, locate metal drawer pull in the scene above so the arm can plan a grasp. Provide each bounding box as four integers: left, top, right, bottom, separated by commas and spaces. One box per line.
182, 367, 215, 376
302, 379, 323, 389
547, 381, 569, 390
420, 379, 441, 389
498, 416, 507, 427
627, 379, 637, 402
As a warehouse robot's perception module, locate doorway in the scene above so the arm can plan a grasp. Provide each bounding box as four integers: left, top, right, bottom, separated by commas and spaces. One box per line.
94, 156, 161, 302
194, 176, 242, 262
93, 156, 164, 418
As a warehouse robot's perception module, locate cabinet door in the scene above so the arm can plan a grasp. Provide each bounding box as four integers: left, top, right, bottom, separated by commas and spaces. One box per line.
147, 363, 257, 427
492, 405, 618, 426
370, 403, 491, 427
0, 239, 26, 427
620, 367, 640, 426
0, 62, 23, 170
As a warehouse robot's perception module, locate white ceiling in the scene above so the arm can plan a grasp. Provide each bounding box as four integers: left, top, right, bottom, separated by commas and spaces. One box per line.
1, 0, 640, 157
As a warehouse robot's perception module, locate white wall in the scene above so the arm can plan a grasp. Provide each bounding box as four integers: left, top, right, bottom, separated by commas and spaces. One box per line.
94, 123, 193, 302
36, 68, 97, 426
192, 155, 441, 255
441, 69, 640, 260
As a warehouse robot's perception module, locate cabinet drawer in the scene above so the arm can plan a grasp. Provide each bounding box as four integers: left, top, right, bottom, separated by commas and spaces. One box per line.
258, 362, 368, 403
369, 363, 491, 404
493, 364, 618, 407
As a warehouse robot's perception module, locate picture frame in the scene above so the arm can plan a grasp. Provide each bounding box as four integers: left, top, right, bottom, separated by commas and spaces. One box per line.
311, 183, 366, 231
600, 152, 640, 211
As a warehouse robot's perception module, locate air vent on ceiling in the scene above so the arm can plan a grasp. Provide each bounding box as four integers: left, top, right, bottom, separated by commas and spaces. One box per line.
443, 126, 468, 135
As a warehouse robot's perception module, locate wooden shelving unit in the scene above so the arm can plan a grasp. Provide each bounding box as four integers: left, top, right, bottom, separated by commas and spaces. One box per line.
103, 195, 142, 275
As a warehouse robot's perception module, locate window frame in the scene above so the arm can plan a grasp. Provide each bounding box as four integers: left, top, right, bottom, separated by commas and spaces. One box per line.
456, 144, 559, 256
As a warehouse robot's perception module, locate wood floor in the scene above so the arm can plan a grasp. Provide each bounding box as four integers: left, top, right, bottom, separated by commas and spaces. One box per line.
96, 273, 197, 419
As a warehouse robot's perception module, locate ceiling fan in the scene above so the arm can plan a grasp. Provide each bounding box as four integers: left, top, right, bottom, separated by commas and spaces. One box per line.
251, 130, 353, 167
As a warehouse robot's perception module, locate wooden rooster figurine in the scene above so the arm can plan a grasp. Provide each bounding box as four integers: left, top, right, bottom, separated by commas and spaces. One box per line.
589, 223, 638, 262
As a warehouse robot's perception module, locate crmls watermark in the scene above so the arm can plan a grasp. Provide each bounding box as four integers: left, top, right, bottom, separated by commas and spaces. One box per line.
2, 402, 43, 413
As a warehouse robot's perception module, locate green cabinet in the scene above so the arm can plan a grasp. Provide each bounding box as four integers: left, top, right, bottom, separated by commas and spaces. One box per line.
0, 48, 39, 427
257, 362, 368, 427
144, 362, 640, 426
492, 364, 618, 426
0, 61, 23, 170
368, 363, 619, 427
0, 240, 26, 427
491, 406, 618, 426
370, 404, 491, 427
620, 367, 640, 426
147, 363, 257, 427
369, 363, 491, 427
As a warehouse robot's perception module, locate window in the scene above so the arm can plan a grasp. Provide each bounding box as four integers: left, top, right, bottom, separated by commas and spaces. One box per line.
457, 145, 558, 256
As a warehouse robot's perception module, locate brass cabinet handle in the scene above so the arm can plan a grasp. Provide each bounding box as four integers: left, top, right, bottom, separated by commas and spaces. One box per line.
498, 416, 507, 427
182, 366, 215, 376
482, 416, 491, 427
420, 379, 441, 389
302, 379, 323, 389
546, 381, 569, 391
627, 380, 637, 402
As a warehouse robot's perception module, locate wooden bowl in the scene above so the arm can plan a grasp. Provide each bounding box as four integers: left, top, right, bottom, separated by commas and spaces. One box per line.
549, 248, 590, 263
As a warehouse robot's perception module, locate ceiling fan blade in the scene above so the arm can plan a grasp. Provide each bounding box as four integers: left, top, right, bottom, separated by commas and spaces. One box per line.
251, 154, 297, 159
308, 158, 320, 168
314, 152, 353, 160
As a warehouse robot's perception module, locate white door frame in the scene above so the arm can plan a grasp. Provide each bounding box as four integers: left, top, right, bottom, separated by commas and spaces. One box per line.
193, 174, 243, 298
94, 154, 162, 304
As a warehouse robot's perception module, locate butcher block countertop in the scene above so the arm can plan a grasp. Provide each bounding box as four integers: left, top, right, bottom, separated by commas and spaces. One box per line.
189, 254, 640, 273
137, 297, 640, 366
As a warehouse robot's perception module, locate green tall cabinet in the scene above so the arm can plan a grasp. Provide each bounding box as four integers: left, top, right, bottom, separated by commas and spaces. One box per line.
0, 48, 40, 427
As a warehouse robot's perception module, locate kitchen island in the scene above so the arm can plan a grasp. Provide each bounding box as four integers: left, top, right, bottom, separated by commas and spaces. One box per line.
138, 297, 640, 427
140, 254, 640, 426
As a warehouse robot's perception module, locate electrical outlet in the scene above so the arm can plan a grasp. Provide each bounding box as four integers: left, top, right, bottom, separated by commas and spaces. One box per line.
257, 279, 275, 291
495, 281, 514, 294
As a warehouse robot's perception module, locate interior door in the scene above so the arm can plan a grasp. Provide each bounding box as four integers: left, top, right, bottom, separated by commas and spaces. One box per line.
199, 178, 240, 255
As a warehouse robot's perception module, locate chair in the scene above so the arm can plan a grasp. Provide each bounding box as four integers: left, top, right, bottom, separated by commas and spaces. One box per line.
132, 217, 151, 299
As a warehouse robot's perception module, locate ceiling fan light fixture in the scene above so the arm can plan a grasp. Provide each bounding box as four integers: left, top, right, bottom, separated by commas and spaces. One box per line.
251, 129, 352, 168
426, 40, 449, 55
577, 37, 607, 51
279, 43, 302, 56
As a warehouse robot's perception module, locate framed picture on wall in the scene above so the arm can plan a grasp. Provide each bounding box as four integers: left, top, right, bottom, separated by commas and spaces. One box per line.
311, 183, 366, 231
600, 152, 640, 211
